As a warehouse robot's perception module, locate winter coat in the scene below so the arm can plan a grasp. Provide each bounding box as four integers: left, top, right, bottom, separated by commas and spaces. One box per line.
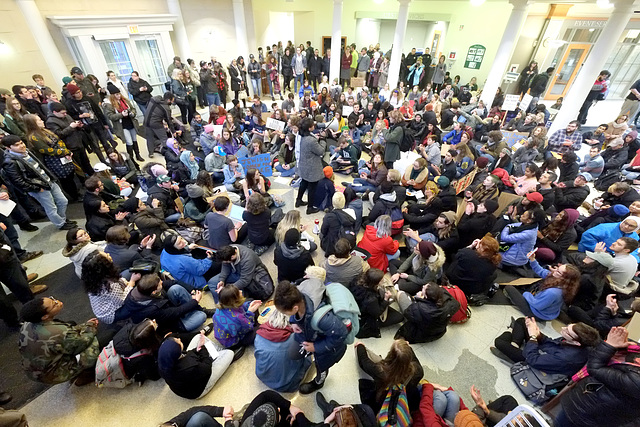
348, 283, 389, 339
45, 113, 87, 151
254, 324, 310, 392
500, 223, 538, 267
402, 166, 429, 190
217, 245, 273, 301
446, 248, 497, 295
601, 188, 640, 208
62, 241, 107, 278
560, 341, 640, 427
322, 254, 368, 286
131, 208, 169, 248
357, 225, 399, 272
112, 322, 159, 383
320, 209, 356, 256
127, 78, 153, 105
119, 287, 199, 333
554, 183, 590, 211
274, 243, 314, 282
297, 135, 326, 183
104, 243, 153, 273
159, 250, 212, 290
1, 151, 57, 195
368, 192, 399, 223
601, 148, 627, 173
103, 100, 139, 143
457, 213, 497, 248
314, 177, 335, 211
395, 290, 460, 343
395, 250, 445, 288
579, 222, 640, 262
522, 334, 589, 376
143, 96, 174, 131
384, 124, 403, 163
146, 184, 178, 218
212, 301, 255, 348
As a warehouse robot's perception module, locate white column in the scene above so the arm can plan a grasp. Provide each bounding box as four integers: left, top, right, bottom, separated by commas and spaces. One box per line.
15, 0, 68, 83
479, 0, 531, 108
387, 0, 411, 89
548, 0, 635, 134
232, 0, 250, 61
166, 0, 192, 59
329, 0, 343, 84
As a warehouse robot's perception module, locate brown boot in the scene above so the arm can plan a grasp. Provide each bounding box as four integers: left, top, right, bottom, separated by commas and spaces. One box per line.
29, 284, 47, 295
27, 273, 38, 282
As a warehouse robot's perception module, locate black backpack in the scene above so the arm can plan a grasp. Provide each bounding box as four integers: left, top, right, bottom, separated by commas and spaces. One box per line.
400, 126, 415, 152
336, 211, 356, 246
594, 170, 621, 191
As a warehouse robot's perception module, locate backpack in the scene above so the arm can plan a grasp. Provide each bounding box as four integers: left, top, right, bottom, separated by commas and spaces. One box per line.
594, 170, 621, 191
95, 340, 151, 388
376, 384, 412, 427
310, 282, 360, 345
443, 284, 471, 323
510, 362, 569, 405
336, 211, 356, 243
400, 126, 415, 152
384, 204, 405, 236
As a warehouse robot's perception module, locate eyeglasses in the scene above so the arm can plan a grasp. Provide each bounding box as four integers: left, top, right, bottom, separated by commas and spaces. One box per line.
48, 297, 61, 307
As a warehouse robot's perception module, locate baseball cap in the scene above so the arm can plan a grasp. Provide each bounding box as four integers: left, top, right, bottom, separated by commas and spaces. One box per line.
214, 146, 226, 156
585, 251, 614, 268
156, 174, 171, 184
93, 162, 110, 172
577, 172, 593, 182
525, 192, 543, 204
70, 66, 83, 75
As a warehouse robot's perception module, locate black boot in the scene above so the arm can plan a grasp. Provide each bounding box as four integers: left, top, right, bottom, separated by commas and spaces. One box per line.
299, 369, 327, 394
126, 145, 140, 170
132, 139, 145, 162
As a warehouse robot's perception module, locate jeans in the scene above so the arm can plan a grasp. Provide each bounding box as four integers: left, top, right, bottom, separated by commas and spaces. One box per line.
122, 128, 137, 146
206, 93, 220, 107
275, 164, 296, 177
407, 232, 437, 251
293, 75, 304, 94
480, 153, 495, 163
167, 285, 207, 331
432, 390, 461, 422
209, 270, 241, 303
165, 213, 181, 224
185, 412, 217, 427
386, 249, 401, 261
621, 166, 640, 181
0, 214, 25, 258
350, 178, 377, 193
28, 183, 68, 228
136, 102, 148, 116
251, 78, 261, 97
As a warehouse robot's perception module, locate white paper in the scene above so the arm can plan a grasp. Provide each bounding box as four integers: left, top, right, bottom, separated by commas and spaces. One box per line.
266, 118, 285, 132
135, 188, 148, 202
519, 93, 533, 112
342, 106, 353, 117
60, 157, 73, 165
212, 125, 223, 138
274, 176, 292, 185
511, 141, 523, 152
501, 94, 520, 112
0, 199, 16, 216
406, 190, 424, 199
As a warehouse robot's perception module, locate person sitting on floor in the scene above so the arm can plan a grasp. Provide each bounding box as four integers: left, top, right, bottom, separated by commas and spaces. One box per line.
579, 216, 640, 261
111, 319, 162, 385
320, 192, 357, 256
183, 184, 211, 224
404, 211, 460, 259
211, 244, 274, 301
160, 233, 217, 291
18, 297, 100, 386
499, 208, 546, 269
212, 285, 261, 350
322, 238, 368, 286
447, 233, 501, 297
457, 199, 499, 248
273, 228, 315, 282
401, 158, 429, 192
84, 199, 128, 242
242, 193, 275, 255
104, 225, 156, 274
314, 166, 336, 212
390, 240, 445, 295
62, 227, 106, 279
357, 215, 400, 272
535, 209, 579, 263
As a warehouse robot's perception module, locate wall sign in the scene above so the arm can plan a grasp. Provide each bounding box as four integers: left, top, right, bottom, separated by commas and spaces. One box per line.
464, 44, 486, 70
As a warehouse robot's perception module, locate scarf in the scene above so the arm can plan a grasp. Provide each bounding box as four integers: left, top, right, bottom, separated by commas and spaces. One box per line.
179, 150, 199, 179
166, 138, 180, 155
507, 220, 538, 234
115, 98, 129, 113
572, 344, 640, 382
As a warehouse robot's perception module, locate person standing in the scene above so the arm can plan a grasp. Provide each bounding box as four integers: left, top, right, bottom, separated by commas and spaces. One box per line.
292, 47, 307, 95
143, 93, 175, 157
1, 135, 76, 230
46, 101, 95, 173
294, 118, 326, 214
199, 61, 220, 107
577, 70, 611, 125
619, 78, 640, 127
517, 62, 538, 96
64, 83, 115, 153
527, 67, 555, 112
127, 71, 154, 116
356, 48, 370, 81
103, 85, 144, 162
340, 46, 352, 89
248, 54, 262, 97
308, 49, 323, 93
187, 59, 205, 109
431, 55, 447, 93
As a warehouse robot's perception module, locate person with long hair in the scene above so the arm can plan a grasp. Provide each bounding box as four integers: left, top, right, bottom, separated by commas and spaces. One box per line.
504, 249, 581, 320
274, 132, 297, 177
340, 45, 352, 89
112, 319, 162, 384
267, 55, 283, 101
355, 339, 423, 413
274, 210, 317, 252
84, 199, 128, 242
390, 240, 445, 295
536, 209, 579, 262
170, 69, 190, 124
106, 148, 137, 184
358, 215, 400, 272
404, 211, 460, 259
320, 192, 357, 256
242, 192, 274, 252
212, 285, 261, 349
23, 113, 78, 200
62, 227, 107, 278
457, 199, 499, 248
447, 234, 501, 296
241, 168, 269, 202
431, 55, 447, 93
295, 117, 326, 214
3, 96, 27, 137
81, 250, 140, 324
499, 208, 546, 268
508, 162, 541, 196
103, 84, 143, 162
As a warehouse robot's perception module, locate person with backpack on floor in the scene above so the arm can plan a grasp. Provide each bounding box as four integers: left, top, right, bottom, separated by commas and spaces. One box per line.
319, 192, 357, 257
274, 280, 349, 394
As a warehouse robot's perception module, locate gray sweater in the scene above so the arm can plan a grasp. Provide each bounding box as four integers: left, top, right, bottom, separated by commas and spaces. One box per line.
322, 255, 367, 286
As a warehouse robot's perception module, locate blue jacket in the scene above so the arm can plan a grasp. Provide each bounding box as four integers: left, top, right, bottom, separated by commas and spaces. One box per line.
290, 294, 348, 372
212, 302, 255, 348
254, 331, 311, 392
159, 250, 212, 290
223, 163, 245, 185
522, 260, 565, 320
579, 222, 640, 262
442, 129, 462, 145
500, 223, 538, 267
199, 133, 216, 156
523, 335, 589, 377
455, 156, 474, 178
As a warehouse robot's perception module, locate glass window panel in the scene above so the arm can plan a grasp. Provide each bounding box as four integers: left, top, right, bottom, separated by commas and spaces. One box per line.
549, 48, 585, 96
99, 41, 133, 83
134, 39, 167, 92
67, 37, 90, 75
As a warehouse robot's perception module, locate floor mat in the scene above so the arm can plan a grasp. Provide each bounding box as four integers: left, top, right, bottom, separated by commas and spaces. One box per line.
0, 263, 94, 409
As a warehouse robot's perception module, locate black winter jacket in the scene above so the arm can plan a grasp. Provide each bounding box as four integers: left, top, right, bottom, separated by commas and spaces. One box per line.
45, 113, 87, 150
119, 287, 199, 333
601, 148, 628, 173
320, 209, 356, 256
143, 96, 175, 131
349, 283, 389, 339
601, 188, 640, 208
395, 290, 459, 343
1, 151, 56, 194
457, 213, 496, 248
446, 248, 497, 295
112, 322, 160, 383
273, 244, 314, 282
554, 183, 590, 211
127, 78, 153, 104
146, 185, 178, 218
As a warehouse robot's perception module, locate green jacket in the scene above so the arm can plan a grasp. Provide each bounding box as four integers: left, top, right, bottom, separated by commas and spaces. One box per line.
19, 320, 99, 384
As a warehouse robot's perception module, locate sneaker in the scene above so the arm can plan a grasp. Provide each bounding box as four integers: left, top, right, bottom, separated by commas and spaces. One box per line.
19, 223, 39, 232
19, 251, 44, 263
27, 273, 39, 282
232, 346, 246, 362
299, 372, 326, 394
200, 322, 214, 335
291, 178, 302, 188
59, 222, 76, 230
30, 284, 48, 295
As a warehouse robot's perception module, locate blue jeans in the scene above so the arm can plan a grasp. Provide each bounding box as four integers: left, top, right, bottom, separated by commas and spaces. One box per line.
432, 390, 461, 422
185, 412, 217, 427
251, 78, 261, 97
165, 213, 181, 224
209, 270, 241, 303
386, 249, 401, 261
294, 75, 303, 94
350, 178, 377, 193
480, 153, 495, 163
122, 128, 137, 146
206, 93, 220, 107
275, 164, 296, 177
28, 183, 68, 228
167, 285, 207, 331
407, 232, 437, 251
136, 102, 147, 116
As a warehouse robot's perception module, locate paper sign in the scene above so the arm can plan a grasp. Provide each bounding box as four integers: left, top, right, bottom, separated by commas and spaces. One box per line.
501, 94, 520, 112
211, 125, 223, 138
0, 199, 16, 217
266, 118, 285, 132
626, 312, 640, 343
519, 93, 533, 112
238, 153, 273, 177
501, 130, 529, 148
342, 106, 354, 117
499, 278, 541, 287
274, 176, 292, 185
454, 169, 477, 195
351, 77, 365, 88
135, 188, 148, 202
406, 190, 424, 199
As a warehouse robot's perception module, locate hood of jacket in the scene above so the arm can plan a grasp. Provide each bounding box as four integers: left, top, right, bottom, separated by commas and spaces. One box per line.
326, 254, 350, 266
112, 322, 137, 356
280, 242, 305, 259
379, 191, 397, 204
256, 322, 293, 343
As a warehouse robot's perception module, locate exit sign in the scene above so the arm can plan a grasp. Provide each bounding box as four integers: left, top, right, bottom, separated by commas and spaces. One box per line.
127, 25, 139, 34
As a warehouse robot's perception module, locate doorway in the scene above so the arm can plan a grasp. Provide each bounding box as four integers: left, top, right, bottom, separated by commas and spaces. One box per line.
545, 43, 590, 100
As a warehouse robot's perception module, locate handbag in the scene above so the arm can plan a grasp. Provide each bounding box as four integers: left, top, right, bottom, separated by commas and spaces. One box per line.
238, 89, 248, 100
377, 384, 411, 427
335, 407, 359, 427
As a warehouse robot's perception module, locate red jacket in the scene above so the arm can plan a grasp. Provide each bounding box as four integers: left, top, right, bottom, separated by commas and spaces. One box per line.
357, 225, 399, 272
412, 383, 468, 427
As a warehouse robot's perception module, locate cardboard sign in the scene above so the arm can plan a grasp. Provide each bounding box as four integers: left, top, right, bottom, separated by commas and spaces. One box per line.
266, 118, 285, 132
519, 93, 533, 112
626, 312, 640, 343
351, 77, 365, 88
499, 277, 541, 287
342, 106, 354, 117
501, 94, 520, 112
501, 130, 529, 148
454, 169, 477, 195
441, 143, 452, 157
238, 153, 273, 177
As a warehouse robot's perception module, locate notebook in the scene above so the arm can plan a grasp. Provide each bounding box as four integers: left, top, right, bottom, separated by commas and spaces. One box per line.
228, 204, 246, 228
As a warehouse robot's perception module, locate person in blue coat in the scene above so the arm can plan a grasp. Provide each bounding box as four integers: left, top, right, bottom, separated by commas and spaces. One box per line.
160, 233, 216, 290
504, 250, 581, 320
499, 209, 546, 268
274, 281, 348, 395
442, 122, 463, 145
254, 308, 312, 392
579, 216, 640, 261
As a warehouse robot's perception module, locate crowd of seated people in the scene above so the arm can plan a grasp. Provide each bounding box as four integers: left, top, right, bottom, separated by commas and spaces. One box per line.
3, 43, 640, 427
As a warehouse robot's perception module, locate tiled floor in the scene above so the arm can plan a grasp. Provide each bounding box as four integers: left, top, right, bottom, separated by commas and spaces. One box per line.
13, 98, 628, 426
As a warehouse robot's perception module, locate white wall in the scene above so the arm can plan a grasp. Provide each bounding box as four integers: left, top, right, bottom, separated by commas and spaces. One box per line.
355, 18, 382, 49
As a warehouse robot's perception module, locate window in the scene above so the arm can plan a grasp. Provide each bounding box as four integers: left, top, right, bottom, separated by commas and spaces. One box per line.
99, 41, 134, 83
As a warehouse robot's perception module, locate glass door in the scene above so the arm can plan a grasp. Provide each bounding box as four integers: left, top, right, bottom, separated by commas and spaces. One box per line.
133, 38, 168, 95
545, 44, 590, 101
99, 40, 134, 83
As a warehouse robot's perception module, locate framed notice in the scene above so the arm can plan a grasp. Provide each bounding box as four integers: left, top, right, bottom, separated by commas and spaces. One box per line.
464, 44, 486, 70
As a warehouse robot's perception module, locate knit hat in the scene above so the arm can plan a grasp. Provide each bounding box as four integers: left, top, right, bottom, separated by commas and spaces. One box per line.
577, 172, 593, 182
106, 83, 120, 94
214, 145, 226, 156
186, 184, 204, 199
62, 76, 72, 85
436, 176, 450, 188
150, 164, 168, 177
454, 410, 483, 427
482, 199, 499, 214
381, 180, 393, 194
156, 174, 171, 184
240, 402, 278, 427
204, 124, 215, 134
0, 88, 12, 96
121, 196, 139, 214
66, 83, 81, 95
475, 156, 489, 169
525, 192, 543, 204
441, 210, 457, 226
612, 204, 630, 217
93, 162, 110, 172
418, 240, 437, 261
323, 166, 333, 179
501, 147, 511, 156
284, 228, 300, 248
463, 130, 473, 141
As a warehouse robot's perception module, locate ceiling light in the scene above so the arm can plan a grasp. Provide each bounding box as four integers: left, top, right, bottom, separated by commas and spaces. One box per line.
470, 0, 486, 5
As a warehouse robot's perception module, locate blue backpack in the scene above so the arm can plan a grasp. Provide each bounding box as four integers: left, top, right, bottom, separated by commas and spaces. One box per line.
310, 282, 360, 344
